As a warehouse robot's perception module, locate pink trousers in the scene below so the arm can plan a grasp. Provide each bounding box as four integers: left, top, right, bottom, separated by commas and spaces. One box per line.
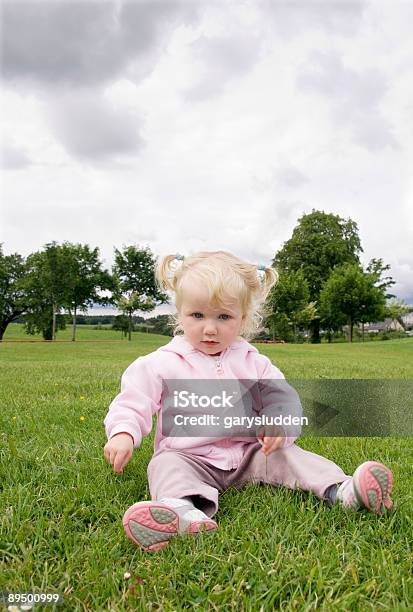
147, 442, 350, 517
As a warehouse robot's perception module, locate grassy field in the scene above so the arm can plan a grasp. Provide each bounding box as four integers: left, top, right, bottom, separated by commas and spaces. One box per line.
1, 324, 412, 610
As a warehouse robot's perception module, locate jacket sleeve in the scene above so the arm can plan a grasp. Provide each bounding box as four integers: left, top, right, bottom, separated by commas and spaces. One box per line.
104, 356, 163, 448
258, 355, 302, 448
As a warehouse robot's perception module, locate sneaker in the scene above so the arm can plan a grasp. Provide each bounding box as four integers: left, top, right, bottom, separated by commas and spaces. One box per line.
337, 461, 393, 514
123, 497, 218, 552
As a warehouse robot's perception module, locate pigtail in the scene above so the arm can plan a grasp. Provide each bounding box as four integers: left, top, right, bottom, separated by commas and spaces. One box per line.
261, 266, 278, 301
255, 264, 278, 301
155, 254, 183, 293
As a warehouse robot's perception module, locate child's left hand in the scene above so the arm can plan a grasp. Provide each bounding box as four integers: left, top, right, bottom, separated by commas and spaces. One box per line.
257, 426, 285, 456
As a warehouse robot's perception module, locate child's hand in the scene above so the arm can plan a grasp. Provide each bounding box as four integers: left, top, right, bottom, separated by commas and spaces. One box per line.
257, 426, 285, 456
104, 432, 134, 474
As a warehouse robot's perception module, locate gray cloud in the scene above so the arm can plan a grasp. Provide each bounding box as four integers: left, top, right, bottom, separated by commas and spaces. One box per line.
1, 0, 198, 88
46, 90, 144, 161
1, 141, 32, 169
253, 162, 309, 192
182, 1, 365, 101
184, 32, 262, 101
297, 51, 399, 151
259, 0, 366, 37
1, 1, 199, 162
275, 164, 309, 188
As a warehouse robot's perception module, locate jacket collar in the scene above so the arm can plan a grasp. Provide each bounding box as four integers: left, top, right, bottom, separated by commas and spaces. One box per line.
159, 334, 258, 358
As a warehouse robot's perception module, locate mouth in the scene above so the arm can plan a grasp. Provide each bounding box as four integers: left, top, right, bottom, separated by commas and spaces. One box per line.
202, 340, 219, 345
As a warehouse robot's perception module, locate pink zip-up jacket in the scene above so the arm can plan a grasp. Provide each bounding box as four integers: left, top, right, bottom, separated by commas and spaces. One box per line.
104, 335, 300, 470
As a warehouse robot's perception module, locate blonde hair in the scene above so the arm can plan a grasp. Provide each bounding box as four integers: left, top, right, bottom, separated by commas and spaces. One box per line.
155, 250, 278, 341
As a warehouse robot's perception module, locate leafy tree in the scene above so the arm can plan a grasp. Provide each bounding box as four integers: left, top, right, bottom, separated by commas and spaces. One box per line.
264, 311, 294, 342
145, 314, 173, 337
266, 270, 311, 341
319, 263, 386, 342
112, 314, 131, 338
23, 243, 70, 340
59, 242, 114, 341
318, 299, 345, 343
384, 298, 410, 327
0, 245, 28, 340
273, 210, 362, 343
366, 258, 396, 299
354, 259, 395, 341
112, 245, 169, 341
24, 300, 67, 340
295, 301, 318, 338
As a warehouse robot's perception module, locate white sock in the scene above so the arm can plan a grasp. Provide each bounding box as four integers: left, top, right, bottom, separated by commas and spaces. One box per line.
158, 497, 209, 521
336, 478, 361, 510
158, 497, 194, 508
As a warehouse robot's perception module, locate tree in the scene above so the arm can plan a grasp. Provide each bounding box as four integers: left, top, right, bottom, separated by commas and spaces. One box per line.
273, 210, 362, 343
319, 263, 386, 343
112, 245, 169, 341
112, 314, 131, 338
59, 242, 114, 341
359, 258, 396, 340
366, 258, 396, 299
265, 311, 293, 342
266, 270, 311, 341
384, 298, 410, 327
145, 314, 173, 337
318, 297, 346, 343
23, 243, 70, 340
0, 245, 28, 340
295, 301, 318, 339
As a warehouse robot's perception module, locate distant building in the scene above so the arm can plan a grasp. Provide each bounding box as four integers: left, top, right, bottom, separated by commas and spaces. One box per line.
364, 318, 405, 333
401, 310, 413, 329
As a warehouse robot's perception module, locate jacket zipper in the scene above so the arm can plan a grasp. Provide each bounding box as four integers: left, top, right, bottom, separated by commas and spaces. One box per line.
212, 350, 237, 468
214, 355, 224, 376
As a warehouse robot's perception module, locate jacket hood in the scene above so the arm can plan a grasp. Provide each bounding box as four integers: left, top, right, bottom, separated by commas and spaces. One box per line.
159, 334, 258, 358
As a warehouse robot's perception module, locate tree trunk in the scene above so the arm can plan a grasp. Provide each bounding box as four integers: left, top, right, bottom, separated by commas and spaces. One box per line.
348, 316, 353, 342
362, 321, 365, 342
52, 303, 57, 341
72, 306, 77, 341
310, 319, 321, 344
128, 312, 132, 341
43, 318, 53, 341
0, 312, 24, 341
0, 322, 7, 341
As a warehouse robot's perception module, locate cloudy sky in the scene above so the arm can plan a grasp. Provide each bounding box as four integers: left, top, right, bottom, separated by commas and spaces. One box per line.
1, 0, 413, 315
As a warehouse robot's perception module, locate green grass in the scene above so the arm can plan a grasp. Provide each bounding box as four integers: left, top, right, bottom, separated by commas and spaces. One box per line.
1, 325, 412, 610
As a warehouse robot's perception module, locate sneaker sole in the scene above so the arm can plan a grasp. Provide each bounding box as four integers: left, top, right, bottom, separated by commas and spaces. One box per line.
123, 502, 218, 552
352, 461, 393, 514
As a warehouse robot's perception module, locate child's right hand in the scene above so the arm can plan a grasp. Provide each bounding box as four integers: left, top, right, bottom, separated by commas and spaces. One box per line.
104, 432, 134, 474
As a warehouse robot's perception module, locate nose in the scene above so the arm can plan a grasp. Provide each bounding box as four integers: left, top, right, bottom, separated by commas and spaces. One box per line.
204, 320, 217, 335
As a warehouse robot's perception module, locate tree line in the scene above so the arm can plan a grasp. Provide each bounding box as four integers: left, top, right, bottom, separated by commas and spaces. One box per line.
0, 243, 168, 341
0, 211, 410, 343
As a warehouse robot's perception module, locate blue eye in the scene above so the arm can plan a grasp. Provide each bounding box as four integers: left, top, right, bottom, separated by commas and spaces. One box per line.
190, 312, 231, 320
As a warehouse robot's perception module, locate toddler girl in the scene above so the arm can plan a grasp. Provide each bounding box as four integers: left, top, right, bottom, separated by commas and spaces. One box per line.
104, 251, 393, 552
